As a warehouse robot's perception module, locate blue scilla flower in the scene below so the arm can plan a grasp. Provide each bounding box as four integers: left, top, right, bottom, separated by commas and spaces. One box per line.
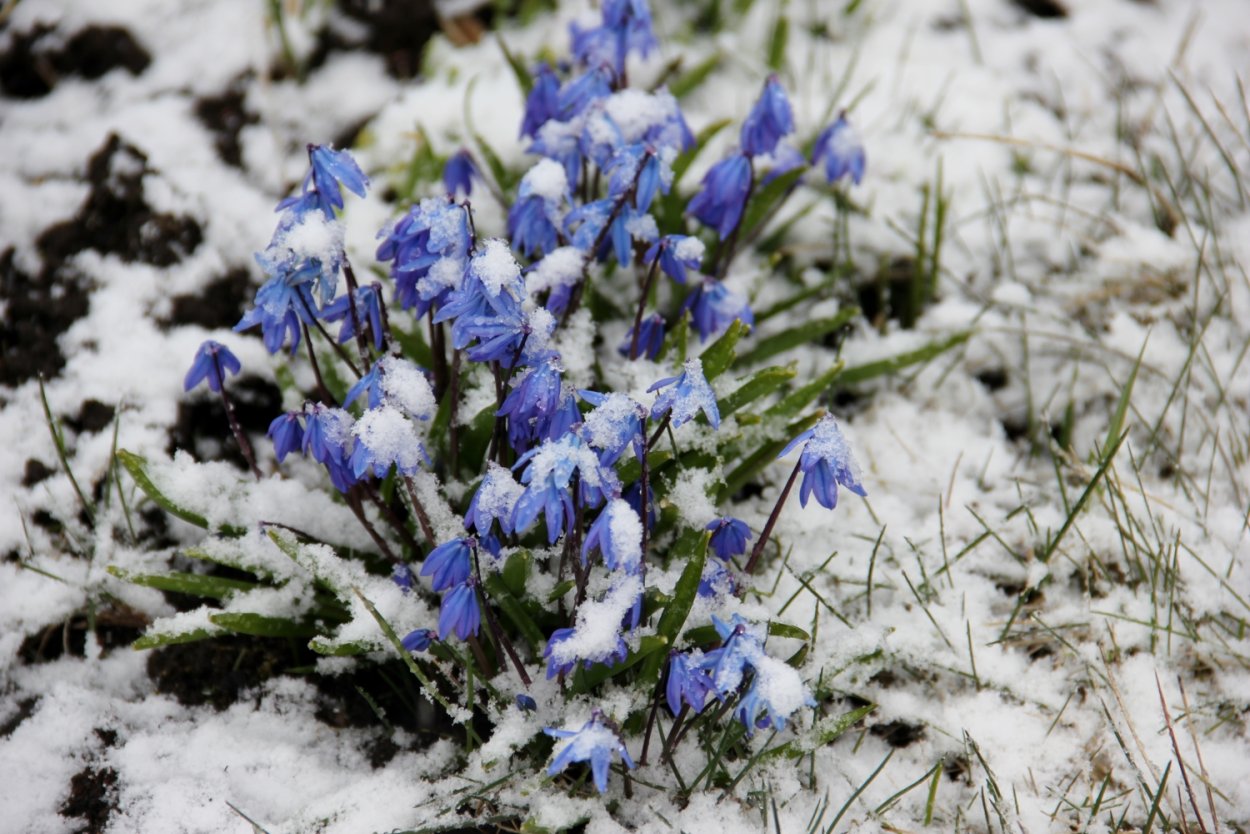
760, 142, 807, 186
566, 199, 653, 266
255, 206, 344, 309
697, 557, 738, 598
516, 693, 538, 712
778, 414, 867, 510
304, 144, 369, 218
508, 160, 568, 258
512, 432, 617, 542
683, 277, 754, 342
741, 76, 794, 158
438, 577, 481, 640
321, 283, 385, 351
572, 0, 656, 77
666, 651, 713, 716
421, 537, 474, 592
688, 153, 752, 239
377, 198, 471, 315
543, 390, 584, 443
698, 614, 813, 732
649, 357, 721, 429
618, 313, 665, 361
645, 235, 704, 285
464, 463, 523, 536
812, 114, 866, 185
543, 626, 629, 679
579, 390, 645, 465
349, 405, 427, 479
234, 277, 310, 355
557, 65, 614, 120
545, 711, 635, 794
581, 498, 642, 572
605, 145, 667, 213
392, 563, 415, 592
499, 352, 564, 432
698, 614, 764, 698
267, 412, 304, 462
706, 517, 751, 560
521, 63, 561, 139
442, 149, 476, 198
401, 628, 434, 653
184, 340, 241, 393
302, 404, 357, 492
623, 480, 656, 531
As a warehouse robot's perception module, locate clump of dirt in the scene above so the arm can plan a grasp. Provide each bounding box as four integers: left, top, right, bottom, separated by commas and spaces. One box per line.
0, 247, 90, 386
166, 267, 252, 330
194, 76, 258, 168
59, 765, 119, 834
146, 636, 293, 711
0, 24, 150, 99
18, 609, 148, 664
37, 134, 203, 269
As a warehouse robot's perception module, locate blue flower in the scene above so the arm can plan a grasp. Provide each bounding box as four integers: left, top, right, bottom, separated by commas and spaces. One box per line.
578, 390, 645, 465
267, 412, 304, 462
697, 557, 738, 598
543, 625, 628, 679
392, 563, 415, 592
442, 149, 476, 198
438, 577, 481, 640
464, 463, 523, 536
582, 498, 642, 572
516, 693, 538, 712
301, 404, 357, 492
321, 283, 384, 351
688, 153, 752, 239
349, 405, 427, 479
557, 65, 613, 119
572, 0, 656, 76
542, 391, 584, 443
508, 160, 568, 258
740, 76, 794, 157
421, 537, 474, 592
683, 278, 754, 341
706, 517, 751, 560
698, 615, 814, 733
778, 415, 867, 510
512, 433, 617, 543
812, 114, 866, 185
605, 145, 667, 213
521, 63, 561, 139
649, 358, 720, 429
760, 142, 807, 186
645, 235, 704, 285
499, 353, 564, 435
699, 614, 763, 697
184, 340, 241, 393
401, 628, 434, 652
618, 313, 665, 361
305, 144, 369, 218
234, 277, 309, 355
666, 651, 713, 716
376, 198, 471, 316
545, 711, 635, 794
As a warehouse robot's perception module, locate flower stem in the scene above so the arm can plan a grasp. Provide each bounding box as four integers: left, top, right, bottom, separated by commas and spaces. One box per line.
629, 250, 662, 360
743, 459, 802, 574
212, 354, 262, 481
402, 476, 437, 547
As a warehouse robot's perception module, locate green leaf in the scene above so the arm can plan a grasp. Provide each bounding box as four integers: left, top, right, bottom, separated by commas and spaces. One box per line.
107, 566, 256, 600
460, 403, 497, 475
683, 620, 810, 646
547, 579, 575, 603
736, 308, 857, 367
766, 13, 789, 72
497, 34, 532, 95
1104, 338, 1146, 459
501, 550, 531, 598
719, 365, 796, 417
699, 318, 749, 379
764, 704, 875, 760
638, 529, 708, 686
739, 167, 805, 241
572, 635, 669, 693
209, 612, 318, 638
118, 450, 246, 535
764, 361, 845, 419
838, 331, 971, 385
309, 637, 370, 656
391, 321, 434, 369
474, 131, 516, 195
670, 52, 723, 99
133, 626, 221, 650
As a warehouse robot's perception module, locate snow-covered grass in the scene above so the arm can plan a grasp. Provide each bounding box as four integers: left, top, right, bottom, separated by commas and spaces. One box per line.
2, 1, 1249, 832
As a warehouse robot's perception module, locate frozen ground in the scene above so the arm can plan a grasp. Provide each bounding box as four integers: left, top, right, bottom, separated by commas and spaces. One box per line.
1, 0, 1249, 832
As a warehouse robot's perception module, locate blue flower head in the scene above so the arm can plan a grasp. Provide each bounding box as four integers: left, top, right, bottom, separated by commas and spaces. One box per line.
301, 404, 357, 492
579, 390, 645, 465
499, 353, 565, 439
778, 415, 867, 510
184, 340, 241, 393
305, 144, 369, 218
698, 558, 738, 598
512, 432, 618, 543
376, 198, 471, 315
699, 616, 814, 732
619, 313, 666, 361
605, 144, 668, 213
349, 405, 428, 479
683, 278, 754, 342
438, 577, 481, 640
401, 628, 434, 653
516, 693, 538, 712
581, 498, 643, 572
706, 517, 751, 560
521, 63, 561, 139
645, 234, 705, 285
464, 463, 523, 536
442, 149, 476, 198
545, 711, 636, 794
687, 153, 752, 239
321, 283, 385, 351
421, 537, 474, 592
572, 0, 656, 76
666, 651, 713, 716
649, 357, 721, 429
557, 65, 614, 120
812, 114, 866, 185
741, 76, 794, 157
392, 563, 415, 592
509, 160, 568, 258
234, 276, 309, 355
267, 412, 304, 462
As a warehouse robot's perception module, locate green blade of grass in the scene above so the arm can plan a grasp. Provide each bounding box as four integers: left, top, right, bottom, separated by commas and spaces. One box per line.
837, 331, 971, 386
107, 566, 256, 600
719, 365, 797, 417
209, 612, 319, 638
737, 309, 858, 367
638, 530, 709, 686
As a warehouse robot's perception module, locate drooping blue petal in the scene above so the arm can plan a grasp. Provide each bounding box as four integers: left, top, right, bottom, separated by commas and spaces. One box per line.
184, 340, 241, 393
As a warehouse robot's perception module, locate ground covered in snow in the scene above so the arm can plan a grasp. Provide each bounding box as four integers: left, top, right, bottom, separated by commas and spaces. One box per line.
2, 1, 1249, 832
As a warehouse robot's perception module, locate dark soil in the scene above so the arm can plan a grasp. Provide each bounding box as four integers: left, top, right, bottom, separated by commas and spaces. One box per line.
59, 765, 119, 834
166, 267, 253, 330
146, 636, 294, 711
869, 718, 926, 748
66, 399, 117, 434
18, 610, 148, 664
295, 0, 440, 81
0, 246, 90, 387
22, 458, 55, 487
194, 76, 258, 168
0, 24, 150, 99
0, 696, 39, 738
1011, 0, 1068, 17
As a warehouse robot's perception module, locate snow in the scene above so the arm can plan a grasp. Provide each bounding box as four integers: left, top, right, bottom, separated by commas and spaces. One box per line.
470, 237, 522, 297
520, 157, 569, 203
352, 404, 425, 472
545, 574, 643, 669
379, 356, 436, 422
